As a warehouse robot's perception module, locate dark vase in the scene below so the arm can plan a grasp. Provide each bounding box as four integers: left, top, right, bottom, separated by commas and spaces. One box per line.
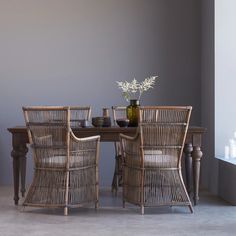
126, 99, 140, 127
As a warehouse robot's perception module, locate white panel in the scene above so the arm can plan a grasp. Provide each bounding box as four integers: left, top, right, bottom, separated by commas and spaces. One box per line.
215, 0, 236, 158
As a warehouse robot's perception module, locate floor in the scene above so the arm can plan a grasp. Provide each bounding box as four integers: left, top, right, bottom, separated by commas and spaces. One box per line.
0, 186, 236, 236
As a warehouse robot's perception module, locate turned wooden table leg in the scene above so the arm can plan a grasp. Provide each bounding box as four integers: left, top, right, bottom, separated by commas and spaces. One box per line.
19, 145, 28, 198
11, 149, 20, 205
11, 143, 28, 204
192, 146, 203, 205
183, 143, 193, 195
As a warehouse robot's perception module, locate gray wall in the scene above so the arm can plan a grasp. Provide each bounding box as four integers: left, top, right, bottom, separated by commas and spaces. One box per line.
201, 0, 218, 194
0, 0, 201, 186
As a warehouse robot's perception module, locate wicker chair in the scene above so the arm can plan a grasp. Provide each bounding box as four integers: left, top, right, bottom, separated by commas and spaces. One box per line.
70, 106, 91, 127
22, 106, 100, 215
120, 106, 193, 214
111, 106, 127, 194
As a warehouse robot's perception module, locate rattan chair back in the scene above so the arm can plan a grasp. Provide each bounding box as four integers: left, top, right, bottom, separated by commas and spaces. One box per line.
23, 106, 69, 169
70, 106, 91, 127
112, 106, 127, 126
139, 106, 191, 168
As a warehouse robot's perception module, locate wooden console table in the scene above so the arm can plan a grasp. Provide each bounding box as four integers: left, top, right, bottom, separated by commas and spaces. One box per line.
8, 126, 205, 206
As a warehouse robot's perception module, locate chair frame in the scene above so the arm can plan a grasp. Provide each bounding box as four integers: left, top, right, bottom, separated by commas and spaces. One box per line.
111, 106, 127, 193
22, 106, 100, 215
120, 106, 193, 214
69, 106, 91, 126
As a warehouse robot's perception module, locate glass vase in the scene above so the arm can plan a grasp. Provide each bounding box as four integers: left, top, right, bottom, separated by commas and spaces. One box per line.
126, 99, 140, 127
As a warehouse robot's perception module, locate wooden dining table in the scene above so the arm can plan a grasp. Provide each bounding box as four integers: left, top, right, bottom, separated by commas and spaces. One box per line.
8, 125, 206, 206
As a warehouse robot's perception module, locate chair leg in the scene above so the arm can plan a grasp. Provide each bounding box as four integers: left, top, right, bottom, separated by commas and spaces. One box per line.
123, 200, 125, 208
95, 201, 98, 210
141, 205, 144, 215
188, 204, 194, 213
116, 173, 119, 193
64, 207, 68, 216
19, 205, 26, 213
111, 158, 119, 194
111, 172, 118, 194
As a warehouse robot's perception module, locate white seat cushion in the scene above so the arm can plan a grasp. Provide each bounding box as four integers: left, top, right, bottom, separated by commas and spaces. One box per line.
40, 155, 85, 166
143, 149, 177, 167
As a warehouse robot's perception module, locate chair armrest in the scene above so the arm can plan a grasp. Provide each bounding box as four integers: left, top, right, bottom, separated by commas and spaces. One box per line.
70, 128, 100, 142
120, 132, 142, 167
69, 129, 100, 167
120, 131, 139, 142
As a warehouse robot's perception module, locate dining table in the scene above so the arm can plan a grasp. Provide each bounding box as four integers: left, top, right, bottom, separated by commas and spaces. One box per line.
7, 125, 206, 206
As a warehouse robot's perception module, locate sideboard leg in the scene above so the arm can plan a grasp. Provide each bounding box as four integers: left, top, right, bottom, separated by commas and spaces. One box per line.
183, 143, 193, 195
11, 149, 20, 205
192, 146, 203, 205
19, 145, 28, 197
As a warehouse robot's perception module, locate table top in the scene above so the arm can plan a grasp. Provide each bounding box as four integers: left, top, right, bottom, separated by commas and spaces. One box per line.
8, 125, 206, 134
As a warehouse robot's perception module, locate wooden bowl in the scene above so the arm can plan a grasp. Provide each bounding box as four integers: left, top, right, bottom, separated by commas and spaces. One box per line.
116, 119, 129, 127
92, 117, 111, 127
92, 117, 104, 127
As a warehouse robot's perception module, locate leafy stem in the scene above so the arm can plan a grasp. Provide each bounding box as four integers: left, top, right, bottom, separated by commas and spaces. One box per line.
117, 76, 158, 102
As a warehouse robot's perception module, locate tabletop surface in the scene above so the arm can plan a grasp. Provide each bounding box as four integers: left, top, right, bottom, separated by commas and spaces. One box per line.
8, 125, 206, 133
